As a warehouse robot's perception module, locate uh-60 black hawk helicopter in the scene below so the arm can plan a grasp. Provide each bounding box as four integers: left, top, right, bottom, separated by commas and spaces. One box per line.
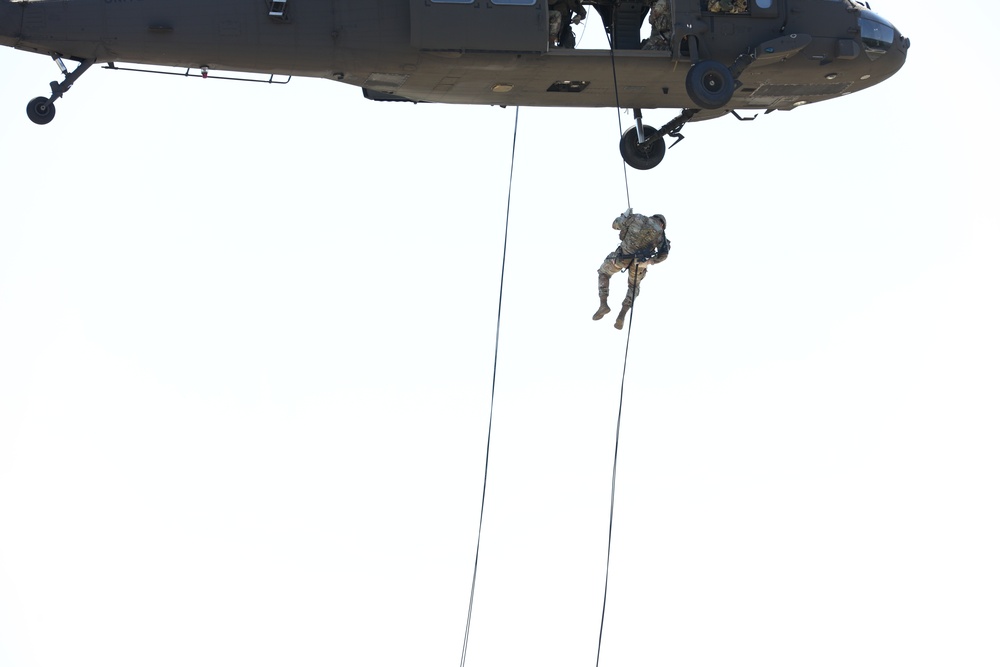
0, 0, 908, 169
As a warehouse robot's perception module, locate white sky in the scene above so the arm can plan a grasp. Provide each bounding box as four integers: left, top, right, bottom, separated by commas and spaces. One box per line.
1, 2, 998, 666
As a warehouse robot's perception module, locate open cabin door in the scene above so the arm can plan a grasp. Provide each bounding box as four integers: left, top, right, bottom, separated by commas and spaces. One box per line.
409, 0, 548, 53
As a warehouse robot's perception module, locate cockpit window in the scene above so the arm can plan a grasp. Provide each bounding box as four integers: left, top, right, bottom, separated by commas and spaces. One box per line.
860, 17, 894, 58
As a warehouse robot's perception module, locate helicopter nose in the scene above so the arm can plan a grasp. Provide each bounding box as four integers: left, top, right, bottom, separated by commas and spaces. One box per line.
858, 10, 908, 80
893, 26, 909, 69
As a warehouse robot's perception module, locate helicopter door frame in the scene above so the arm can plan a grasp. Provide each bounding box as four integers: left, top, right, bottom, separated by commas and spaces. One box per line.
409, 0, 548, 53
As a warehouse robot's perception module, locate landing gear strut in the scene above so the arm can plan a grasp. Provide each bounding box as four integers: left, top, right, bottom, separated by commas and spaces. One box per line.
26, 56, 94, 125
616, 48, 758, 170
618, 108, 699, 170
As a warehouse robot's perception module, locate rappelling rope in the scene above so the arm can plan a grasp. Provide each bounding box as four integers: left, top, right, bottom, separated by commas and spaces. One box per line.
460, 37, 639, 662
459, 106, 520, 667
594, 263, 637, 667
606, 26, 631, 210
595, 21, 642, 663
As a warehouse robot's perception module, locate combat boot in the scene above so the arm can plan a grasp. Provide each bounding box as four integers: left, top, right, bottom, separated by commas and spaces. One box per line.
614, 305, 630, 330
593, 297, 611, 320
594, 274, 611, 320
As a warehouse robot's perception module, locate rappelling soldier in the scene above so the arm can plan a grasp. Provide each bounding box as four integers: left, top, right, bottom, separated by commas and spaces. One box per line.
593, 209, 670, 330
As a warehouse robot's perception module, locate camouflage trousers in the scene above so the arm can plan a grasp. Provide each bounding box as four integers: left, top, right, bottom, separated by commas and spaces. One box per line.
598, 253, 649, 308
549, 11, 563, 40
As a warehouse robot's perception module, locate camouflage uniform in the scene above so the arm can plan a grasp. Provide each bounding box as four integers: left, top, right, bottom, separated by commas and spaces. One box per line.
641, 0, 672, 51
549, 0, 586, 47
594, 210, 670, 329
707, 0, 748, 13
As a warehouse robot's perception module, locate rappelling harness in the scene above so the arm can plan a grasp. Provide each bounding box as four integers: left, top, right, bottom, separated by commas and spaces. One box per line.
614, 229, 671, 271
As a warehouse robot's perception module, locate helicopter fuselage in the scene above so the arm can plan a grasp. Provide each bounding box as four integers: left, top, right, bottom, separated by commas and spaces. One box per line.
0, 0, 908, 111
0, 0, 908, 167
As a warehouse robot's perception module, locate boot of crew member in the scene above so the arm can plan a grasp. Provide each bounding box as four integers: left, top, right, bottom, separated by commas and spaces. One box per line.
614, 304, 630, 330
593, 273, 611, 320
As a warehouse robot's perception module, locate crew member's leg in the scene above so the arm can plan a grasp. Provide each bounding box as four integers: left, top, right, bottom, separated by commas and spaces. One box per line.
615, 265, 647, 329
593, 254, 622, 320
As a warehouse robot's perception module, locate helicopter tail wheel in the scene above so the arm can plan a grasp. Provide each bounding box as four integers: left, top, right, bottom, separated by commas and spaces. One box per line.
24, 59, 94, 125
685, 60, 735, 110
26, 97, 56, 125
619, 125, 666, 170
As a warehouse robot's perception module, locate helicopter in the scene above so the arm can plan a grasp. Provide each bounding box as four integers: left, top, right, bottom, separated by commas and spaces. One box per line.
0, 0, 908, 169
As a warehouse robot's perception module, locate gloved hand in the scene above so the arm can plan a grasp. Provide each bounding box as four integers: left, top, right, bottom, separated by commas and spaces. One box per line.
623, 207, 633, 218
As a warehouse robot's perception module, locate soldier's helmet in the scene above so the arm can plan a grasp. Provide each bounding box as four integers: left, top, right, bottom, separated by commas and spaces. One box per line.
652, 214, 666, 227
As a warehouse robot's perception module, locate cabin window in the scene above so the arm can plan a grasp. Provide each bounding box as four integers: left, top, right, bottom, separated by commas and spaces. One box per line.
701, 1, 750, 15
859, 17, 893, 57
701, 0, 778, 16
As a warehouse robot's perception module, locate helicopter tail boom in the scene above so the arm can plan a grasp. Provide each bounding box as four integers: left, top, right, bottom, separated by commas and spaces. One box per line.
1, 0, 108, 61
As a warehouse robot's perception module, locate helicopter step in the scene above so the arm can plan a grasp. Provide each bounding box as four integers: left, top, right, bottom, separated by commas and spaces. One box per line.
26, 56, 94, 125
269, 0, 289, 19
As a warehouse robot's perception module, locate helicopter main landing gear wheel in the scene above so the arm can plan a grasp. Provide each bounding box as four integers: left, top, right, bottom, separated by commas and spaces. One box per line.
685, 60, 735, 110
619, 124, 666, 171
26, 97, 56, 125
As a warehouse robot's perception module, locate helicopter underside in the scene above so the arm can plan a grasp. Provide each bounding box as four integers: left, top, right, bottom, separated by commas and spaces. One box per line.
0, 0, 907, 168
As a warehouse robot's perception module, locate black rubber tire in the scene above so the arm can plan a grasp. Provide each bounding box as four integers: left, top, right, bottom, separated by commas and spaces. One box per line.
26, 97, 56, 125
685, 60, 735, 110
619, 125, 666, 171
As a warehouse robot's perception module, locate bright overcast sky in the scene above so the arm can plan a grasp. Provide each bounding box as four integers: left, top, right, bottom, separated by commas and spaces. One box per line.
1, 2, 998, 666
